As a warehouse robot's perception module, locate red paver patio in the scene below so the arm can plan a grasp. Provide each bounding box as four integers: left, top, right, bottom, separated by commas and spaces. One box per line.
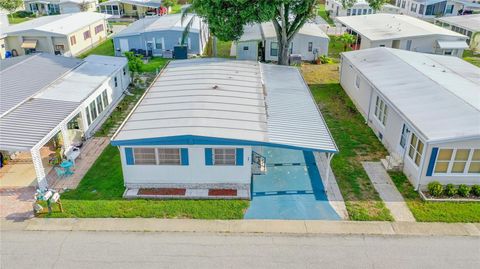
0, 187, 35, 220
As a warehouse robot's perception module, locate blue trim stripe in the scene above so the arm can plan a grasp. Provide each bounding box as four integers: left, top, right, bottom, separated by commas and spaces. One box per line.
180, 148, 189, 166
426, 147, 438, 177
205, 148, 213, 165
236, 148, 244, 166
111, 135, 338, 153
125, 147, 134, 165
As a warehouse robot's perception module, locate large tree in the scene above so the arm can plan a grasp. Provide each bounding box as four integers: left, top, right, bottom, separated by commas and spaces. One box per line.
0, 0, 23, 18
187, 0, 317, 65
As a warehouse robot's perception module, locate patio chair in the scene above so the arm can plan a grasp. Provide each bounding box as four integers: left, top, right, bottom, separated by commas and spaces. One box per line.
54, 167, 67, 178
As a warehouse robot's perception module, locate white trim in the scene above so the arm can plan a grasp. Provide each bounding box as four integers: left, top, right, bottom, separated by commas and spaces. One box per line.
432, 148, 480, 176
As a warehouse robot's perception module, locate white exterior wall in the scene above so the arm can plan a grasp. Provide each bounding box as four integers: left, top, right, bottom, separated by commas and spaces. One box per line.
80, 66, 130, 138
394, 0, 462, 20
119, 145, 252, 186
340, 56, 480, 188
264, 34, 329, 61
358, 35, 465, 57
325, 0, 373, 17
236, 41, 259, 61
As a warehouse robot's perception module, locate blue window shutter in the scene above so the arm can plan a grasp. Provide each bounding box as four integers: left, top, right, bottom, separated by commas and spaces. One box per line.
125, 147, 134, 165
181, 148, 189, 165
236, 148, 244, 166
426, 147, 438, 176
205, 148, 213, 165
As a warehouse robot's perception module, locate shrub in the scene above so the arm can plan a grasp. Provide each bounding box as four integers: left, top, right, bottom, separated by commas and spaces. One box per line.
427, 181, 443, 197
318, 55, 332, 64
457, 184, 471, 197
14, 11, 34, 18
445, 184, 457, 197
471, 185, 480, 197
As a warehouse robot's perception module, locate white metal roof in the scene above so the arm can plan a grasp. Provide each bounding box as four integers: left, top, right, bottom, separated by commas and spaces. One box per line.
3, 12, 110, 36
114, 14, 200, 38
239, 21, 329, 42
112, 58, 337, 152
336, 14, 467, 41
0, 54, 126, 151
436, 14, 480, 33
342, 48, 480, 142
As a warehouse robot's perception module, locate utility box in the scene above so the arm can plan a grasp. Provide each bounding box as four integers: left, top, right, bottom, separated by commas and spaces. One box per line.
174, 45, 188, 59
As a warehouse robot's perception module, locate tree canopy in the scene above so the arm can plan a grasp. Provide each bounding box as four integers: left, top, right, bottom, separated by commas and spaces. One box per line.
341, 0, 389, 11
0, 0, 23, 15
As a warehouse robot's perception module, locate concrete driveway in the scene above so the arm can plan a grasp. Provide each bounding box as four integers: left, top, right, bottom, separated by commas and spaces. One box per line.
245, 147, 340, 220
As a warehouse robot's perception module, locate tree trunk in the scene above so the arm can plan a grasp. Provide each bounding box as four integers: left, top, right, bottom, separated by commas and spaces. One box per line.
276, 4, 289, 66
213, 36, 217, 57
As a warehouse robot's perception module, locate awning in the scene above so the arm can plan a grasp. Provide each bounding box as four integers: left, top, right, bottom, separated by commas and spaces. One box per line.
21, 39, 38, 49
437, 40, 469, 49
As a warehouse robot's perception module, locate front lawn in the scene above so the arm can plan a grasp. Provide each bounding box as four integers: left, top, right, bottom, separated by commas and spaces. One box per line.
78, 38, 115, 58
41, 145, 249, 219
328, 35, 351, 62
389, 172, 480, 223
302, 64, 392, 221
140, 57, 169, 73
204, 37, 233, 58
463, 50, 480, 67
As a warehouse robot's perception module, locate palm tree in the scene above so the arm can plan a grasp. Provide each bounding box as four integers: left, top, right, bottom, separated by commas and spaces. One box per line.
339, 33, 356, 51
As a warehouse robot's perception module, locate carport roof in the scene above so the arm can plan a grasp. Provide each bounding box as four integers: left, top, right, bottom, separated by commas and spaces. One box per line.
111, 58, 338, 153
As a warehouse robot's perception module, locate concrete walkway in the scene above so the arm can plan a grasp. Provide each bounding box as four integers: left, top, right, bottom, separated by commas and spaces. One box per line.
362, 162, 416, 222
2, 218, 479, 237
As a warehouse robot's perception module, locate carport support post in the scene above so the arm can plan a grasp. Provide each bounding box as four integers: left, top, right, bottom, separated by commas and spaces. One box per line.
31, 148, 48, 190
325, 153, 334, 194
60, 124, 70, 149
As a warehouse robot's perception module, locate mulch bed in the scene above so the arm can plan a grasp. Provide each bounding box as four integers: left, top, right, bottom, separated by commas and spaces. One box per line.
208, 189, 237, 196
138, 188, 186, 196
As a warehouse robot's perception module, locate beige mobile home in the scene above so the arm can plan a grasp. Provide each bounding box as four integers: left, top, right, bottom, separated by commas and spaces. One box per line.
2, 12, 109, 57
340, 48, 480, 189
336, 14, 469, 57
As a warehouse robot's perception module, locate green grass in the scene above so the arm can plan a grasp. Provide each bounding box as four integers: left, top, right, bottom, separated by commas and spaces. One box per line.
140, 57, 169, 73
8, 16, 32, 24
389, 172, 480, 223
318, 4, 335, 26
204, 37, 234, 58
78, 38, 115, 59
463, 50, 480, 67
328, 35, 351, 62
170, 4, 183, 14
109, 21, 132, 26
41, 145, 249, 219
302, 64, 392, 221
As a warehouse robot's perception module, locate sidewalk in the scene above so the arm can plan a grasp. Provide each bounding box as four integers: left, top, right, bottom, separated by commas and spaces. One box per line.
2, 218, 479, 237
362, 162, 416, 222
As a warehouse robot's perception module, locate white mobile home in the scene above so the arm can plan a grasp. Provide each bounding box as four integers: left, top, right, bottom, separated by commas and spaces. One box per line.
111, 58, 338, 199
25, 0, 98, 15
0, 54, 130, 188
435, 14, 480, 52
336, 14, 469, 57
393, 0, 480, 21
325, 0, 400, 18
340, 48, 480, 189
236, 22, 329, 62
113, 14, 209, 57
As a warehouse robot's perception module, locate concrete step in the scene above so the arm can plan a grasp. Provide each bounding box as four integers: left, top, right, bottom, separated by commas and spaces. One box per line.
381, 158, 402, 171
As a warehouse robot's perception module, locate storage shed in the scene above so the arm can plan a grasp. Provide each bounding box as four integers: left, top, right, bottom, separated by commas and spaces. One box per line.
111, 58, 338, 199
340, 47, 480, 189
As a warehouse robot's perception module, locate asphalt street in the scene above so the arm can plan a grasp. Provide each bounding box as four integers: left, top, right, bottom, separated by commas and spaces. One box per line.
1, 231, 479, 269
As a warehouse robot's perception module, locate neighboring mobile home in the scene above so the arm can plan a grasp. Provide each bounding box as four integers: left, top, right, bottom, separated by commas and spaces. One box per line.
393, 0, 480, 21
340, 47, 480, 189
324, 0, 400, 18
98, 0, 164, 18
336, 14, 469, 57
0, 53, 130, 189
2, 12, 110, 57
113, 14, 209, 57
111, 58, 338, 199
25, 0, 98, 15
435, 14, 480, 52
236, 22, 329, 62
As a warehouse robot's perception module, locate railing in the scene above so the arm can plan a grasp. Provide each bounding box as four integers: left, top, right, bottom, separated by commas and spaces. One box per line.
252, 151, 267, 175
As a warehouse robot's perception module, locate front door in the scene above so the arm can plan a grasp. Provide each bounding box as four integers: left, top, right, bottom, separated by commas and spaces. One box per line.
119, 39, 129, 53
146, 41, 154, 56
397, 124, 410, 156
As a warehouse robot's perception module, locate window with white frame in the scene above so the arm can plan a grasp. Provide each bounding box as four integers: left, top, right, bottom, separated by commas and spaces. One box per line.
308, 42, 313, 52
157, 148, 181, 165
155, 38, 163, 50
374, 96, 388, 126
133, 148, 156, 165
213, 148, 236, 165
96, 95, 104, 114
102, 90, 109, 107
85, 106, 91, 126
89, 101, 98, 121
435, 149, 480, 174
355, 75, 360, 88
408, 133, 424, 166
270, 42, 278, 56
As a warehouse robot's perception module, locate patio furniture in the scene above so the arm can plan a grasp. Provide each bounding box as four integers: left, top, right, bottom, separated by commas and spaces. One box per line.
60, 160, 74, 176
65, 146, 81, 166
54, 167, 67, 178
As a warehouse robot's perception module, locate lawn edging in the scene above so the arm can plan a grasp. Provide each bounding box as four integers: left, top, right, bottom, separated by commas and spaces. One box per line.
418, 191, 480, 203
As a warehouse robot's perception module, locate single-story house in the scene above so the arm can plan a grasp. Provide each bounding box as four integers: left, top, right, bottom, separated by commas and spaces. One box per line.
393, 0, 480, 21
325, 0, 400, 18
336, 14, 469, 57
0, 13, 7, 59
2, 12, 110, 57
111, 58, 338, 199
0, 53, 130, 189
236, 22, 329, 62
25, 0, 98, 15
340, 47, 480, 189
435, 14, 480, 51
98, 0, 165, 18
113, 14, 209, 57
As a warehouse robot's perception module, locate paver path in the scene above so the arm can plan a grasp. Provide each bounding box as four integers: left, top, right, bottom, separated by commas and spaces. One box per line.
362, 162, 416, 222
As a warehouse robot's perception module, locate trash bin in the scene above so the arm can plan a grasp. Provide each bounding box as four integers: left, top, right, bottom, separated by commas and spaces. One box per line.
174, 45, 188, 59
